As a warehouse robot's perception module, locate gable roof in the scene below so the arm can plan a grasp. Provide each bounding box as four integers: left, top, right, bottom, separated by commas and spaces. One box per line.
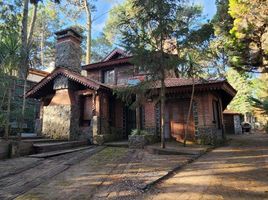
102, 48, 129, 61
26, 67, 111, 99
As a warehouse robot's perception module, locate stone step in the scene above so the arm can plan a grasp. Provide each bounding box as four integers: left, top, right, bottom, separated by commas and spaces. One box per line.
29, 146, 94, 158
104, 140, 129, 148
23, 138, 66, 143
33, 140, 89, 153
8, 135, 43, 140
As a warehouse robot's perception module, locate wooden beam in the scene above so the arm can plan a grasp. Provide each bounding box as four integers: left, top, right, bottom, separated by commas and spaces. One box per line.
76, 89, 94, 96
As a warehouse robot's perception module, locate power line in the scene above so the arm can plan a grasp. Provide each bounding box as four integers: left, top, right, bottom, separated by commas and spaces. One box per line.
92, 0, 122, 22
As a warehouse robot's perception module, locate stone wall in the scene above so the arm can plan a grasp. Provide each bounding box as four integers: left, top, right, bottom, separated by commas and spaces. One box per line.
92, 115, 124, 144
234, 115, 242, 134
55, 38, 82, 73
42, 105, 72, 140
0, 140, 33, 159
197, 125, 220, 145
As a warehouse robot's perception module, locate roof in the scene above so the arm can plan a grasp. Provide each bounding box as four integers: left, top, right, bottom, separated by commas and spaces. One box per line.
28, 68, 49, 77
82, 56, 132, 70
223, 110, 242, 115
26, 67, 111, 99
102, 48, 129, 61
152, 78, 235, 91
114, 77, 237, 109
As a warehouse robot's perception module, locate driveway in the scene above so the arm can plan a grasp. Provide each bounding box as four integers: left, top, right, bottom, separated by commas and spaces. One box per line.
146, 132, 268, 200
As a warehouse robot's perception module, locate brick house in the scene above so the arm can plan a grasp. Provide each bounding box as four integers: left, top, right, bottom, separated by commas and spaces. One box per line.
26, 28, 237, 144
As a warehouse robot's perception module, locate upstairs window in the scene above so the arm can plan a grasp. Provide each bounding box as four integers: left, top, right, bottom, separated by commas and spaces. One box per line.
103, 69, 115, 84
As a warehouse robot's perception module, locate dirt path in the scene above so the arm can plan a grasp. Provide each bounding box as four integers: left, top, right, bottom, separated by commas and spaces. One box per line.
145, 133, 268, 200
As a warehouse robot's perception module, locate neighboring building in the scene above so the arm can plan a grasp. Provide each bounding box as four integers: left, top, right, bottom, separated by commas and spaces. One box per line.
0, 68, 48, 136
223, 110, 242, 134
27, 68, 49, 83
26, 28, 237, 144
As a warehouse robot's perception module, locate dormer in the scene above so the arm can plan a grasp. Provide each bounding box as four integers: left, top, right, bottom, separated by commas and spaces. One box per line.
102, 48, 129, 61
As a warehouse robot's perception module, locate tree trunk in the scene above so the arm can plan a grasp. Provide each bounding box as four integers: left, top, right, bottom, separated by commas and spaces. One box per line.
20, 2, 38, 139
4, 79, 13, 140
183, 77, 195, 147
40, 29, 44, 66
19, 77, 28, 140
160, 74, 166, 149
27, 2, 38, 46
84, 0, 91, 64
20, 0, 29, 79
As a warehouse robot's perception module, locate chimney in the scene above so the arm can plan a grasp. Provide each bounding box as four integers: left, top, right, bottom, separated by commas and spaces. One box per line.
55, 28, 82, 73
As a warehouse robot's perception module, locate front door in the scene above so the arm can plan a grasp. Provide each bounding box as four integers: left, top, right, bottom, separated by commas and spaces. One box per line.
123, 106, 136, 138
169, 100, 195, 141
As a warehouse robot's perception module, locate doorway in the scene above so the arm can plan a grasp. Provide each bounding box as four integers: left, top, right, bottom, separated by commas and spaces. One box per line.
123, 106, 136, 138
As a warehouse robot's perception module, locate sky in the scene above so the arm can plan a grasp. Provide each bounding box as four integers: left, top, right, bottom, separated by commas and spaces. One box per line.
91, 0, 217, 39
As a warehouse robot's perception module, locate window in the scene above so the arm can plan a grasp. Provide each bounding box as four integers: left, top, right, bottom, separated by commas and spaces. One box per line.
103, 69, 115, 84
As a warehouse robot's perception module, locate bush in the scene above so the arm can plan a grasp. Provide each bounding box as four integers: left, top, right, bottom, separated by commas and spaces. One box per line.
130, 129, 159, 144
130, 129, 149, 136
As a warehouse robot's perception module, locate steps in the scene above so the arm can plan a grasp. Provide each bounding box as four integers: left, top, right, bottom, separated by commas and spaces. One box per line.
29, 146, 94, 158
23, 138, 65, 143
104, 140, 129, 148
33, 140, 89, 154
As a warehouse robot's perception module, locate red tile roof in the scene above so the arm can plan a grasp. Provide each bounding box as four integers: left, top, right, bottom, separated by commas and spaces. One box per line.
26, 67, 111, 98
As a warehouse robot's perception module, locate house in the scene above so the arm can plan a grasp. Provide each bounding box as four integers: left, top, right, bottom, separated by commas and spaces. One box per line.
223, 110, 243, 134
26, 28, 237, 145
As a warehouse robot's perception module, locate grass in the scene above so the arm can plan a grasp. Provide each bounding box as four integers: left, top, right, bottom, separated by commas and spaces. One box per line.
87, 147, 128, 167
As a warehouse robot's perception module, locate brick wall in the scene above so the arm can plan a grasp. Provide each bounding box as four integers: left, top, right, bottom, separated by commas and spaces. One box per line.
144, 101, 156, 134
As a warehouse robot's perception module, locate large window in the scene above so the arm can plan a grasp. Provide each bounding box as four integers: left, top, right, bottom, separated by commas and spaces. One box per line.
103, 69, 115, 84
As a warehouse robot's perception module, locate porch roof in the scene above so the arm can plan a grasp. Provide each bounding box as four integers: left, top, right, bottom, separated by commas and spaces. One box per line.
153, 78, 236, 109
223, 110, 242, 115
26, 67, 111, 99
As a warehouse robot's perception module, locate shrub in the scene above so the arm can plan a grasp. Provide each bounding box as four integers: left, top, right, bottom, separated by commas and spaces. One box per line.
130, 129, 149, 136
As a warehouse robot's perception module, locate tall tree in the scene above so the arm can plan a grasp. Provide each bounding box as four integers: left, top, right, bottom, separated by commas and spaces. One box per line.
213, 0, 268, 73
30, 2, 62, 68
228, 0, 268, 73
19, 0, 60, 136
61, 0, 96, 64
226, 68, 254, 114
250, 74, 268, 125
117, 0, 182, 148
91, 33, 113, 62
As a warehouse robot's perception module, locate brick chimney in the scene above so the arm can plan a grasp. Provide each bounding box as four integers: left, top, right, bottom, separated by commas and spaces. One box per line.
55, 28, 82, 73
